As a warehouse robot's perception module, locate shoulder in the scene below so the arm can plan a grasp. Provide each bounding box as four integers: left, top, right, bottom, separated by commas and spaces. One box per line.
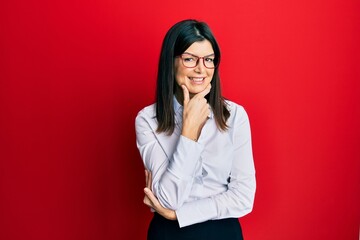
135, 104, 161, 141
136, 103, 156, 120
135, 103, 158, 132
225, 100, 248, 117
225, 99, 250, 126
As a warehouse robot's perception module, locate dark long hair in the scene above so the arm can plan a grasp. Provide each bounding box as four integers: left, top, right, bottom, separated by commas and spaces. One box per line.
156, 19, 230, 134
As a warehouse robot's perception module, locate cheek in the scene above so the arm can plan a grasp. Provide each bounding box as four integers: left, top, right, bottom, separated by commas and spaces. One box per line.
175, 68, 190, 81
208, 70, 215, 79
174, 61, 185, 76
175, 71, 185, 86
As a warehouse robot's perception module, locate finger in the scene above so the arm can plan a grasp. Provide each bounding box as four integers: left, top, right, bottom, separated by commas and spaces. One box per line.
201, 103, 210, 118
181, 85, 190, 106
148, 171, 153, 191
146, 172, 151, 189
145, 169, 148, 187
144, 187, 160, 208
196, 83, 211, 98
144, 198, 155, 209
198, 103, 210, 120
143, 196, 153, 208
145, 170, 152, 189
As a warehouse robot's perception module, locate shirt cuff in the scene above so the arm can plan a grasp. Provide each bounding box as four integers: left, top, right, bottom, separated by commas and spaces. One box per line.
175, 197, 217, 228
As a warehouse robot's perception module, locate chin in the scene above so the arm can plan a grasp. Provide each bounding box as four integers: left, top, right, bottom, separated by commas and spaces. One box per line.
189, 83, 209, 91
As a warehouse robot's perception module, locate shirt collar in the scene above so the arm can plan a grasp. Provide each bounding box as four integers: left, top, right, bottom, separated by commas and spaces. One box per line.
173, 95, 183, 116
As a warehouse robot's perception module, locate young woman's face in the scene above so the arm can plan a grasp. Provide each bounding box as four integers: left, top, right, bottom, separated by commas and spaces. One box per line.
174, 40, 215, 97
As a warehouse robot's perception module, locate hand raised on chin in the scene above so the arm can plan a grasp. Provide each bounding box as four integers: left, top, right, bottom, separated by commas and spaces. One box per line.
181, 84, 211, 142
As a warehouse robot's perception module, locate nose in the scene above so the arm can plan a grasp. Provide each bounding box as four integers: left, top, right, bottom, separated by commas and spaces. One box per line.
194, 58, 205, 73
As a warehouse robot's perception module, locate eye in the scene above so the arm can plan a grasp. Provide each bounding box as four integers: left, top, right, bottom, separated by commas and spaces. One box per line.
183, 57, 196, 62
205, 57, 214, 62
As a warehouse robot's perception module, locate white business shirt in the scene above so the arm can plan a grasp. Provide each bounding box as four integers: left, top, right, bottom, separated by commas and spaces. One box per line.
135, 97, 256, 228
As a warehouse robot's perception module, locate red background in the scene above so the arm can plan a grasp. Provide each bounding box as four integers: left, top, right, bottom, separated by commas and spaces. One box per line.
1, 0, 359, 239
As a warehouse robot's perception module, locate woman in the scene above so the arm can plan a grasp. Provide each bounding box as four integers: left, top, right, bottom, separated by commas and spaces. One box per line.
135, 19, 256, 240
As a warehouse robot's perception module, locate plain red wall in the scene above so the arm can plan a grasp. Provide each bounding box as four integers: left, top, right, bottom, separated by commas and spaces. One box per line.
1, 0, 359, 239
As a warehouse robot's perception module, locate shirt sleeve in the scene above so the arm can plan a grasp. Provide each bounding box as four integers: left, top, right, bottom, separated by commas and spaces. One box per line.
175, 105, 256, 228
135, 108, 205, 210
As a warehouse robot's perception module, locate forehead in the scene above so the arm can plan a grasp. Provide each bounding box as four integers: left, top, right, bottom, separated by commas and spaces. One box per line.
184, 40, 214, 56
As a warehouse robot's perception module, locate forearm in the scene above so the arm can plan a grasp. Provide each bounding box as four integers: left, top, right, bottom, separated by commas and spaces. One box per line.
151, 136, 204, 209
176, 174, 256, 228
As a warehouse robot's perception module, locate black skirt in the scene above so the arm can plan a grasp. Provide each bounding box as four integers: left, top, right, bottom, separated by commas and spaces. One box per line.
147, 213, 243, 240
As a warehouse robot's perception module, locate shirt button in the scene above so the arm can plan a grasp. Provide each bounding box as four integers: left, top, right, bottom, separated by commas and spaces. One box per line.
202, 168, 208, 177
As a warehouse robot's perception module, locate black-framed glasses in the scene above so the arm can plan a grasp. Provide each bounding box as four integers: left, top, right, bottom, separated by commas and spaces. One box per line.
177, 52, 218, 69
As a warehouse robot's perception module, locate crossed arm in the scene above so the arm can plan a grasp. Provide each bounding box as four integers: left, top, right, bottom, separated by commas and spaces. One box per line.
137, 85, 256, 227
141, 84, 211, 220
143, 170, 177, 220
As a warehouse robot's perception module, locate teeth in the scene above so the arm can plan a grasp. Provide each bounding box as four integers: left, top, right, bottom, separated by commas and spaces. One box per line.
190, 77, 204, 81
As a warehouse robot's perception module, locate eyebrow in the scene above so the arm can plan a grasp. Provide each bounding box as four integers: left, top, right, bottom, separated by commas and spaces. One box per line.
183, 52, 215, 57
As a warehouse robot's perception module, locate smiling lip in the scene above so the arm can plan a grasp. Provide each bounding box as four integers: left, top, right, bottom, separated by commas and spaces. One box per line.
189, 77, 205, 83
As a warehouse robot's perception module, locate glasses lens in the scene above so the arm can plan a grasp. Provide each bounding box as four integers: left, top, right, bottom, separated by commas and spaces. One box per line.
181, 54, 198, 68
203, 57, 216, 69
180, 54, 217, 69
